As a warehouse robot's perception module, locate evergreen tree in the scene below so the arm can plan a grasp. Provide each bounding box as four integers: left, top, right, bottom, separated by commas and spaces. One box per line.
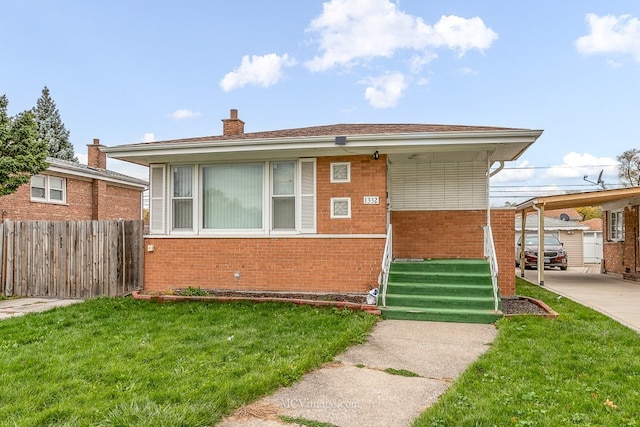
33, 86, 77, 161
0, 94, 49, 196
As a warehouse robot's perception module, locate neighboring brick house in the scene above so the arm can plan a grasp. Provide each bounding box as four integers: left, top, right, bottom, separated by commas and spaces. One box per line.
104, 109, 543, 298
0, 139, 147, 221
602, 197, 640, 281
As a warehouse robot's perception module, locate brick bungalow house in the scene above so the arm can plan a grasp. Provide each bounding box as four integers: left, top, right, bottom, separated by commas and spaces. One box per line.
104, 110, 543, 321
0, 139, 147, 221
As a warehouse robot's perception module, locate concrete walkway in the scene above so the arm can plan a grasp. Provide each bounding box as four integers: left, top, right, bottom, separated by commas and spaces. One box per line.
218, 320, 497, 427
519, 266, 640, 333
0, 297, 83, 320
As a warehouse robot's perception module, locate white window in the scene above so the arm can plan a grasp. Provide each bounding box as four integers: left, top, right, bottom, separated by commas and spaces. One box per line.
171, 165, 194, 230
331, 197, 351, 219
30, 175, 66, 203
157, 159, 316, 234
330, 162, 350, 183
609, 210, 624, 241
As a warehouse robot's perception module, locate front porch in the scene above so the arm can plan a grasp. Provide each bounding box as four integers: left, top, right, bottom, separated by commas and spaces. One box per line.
381, 258, 501, 324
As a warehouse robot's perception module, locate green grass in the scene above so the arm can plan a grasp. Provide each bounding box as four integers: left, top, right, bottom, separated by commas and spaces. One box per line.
384, 367, 421, 377
0, 298, 376, 426
414, 277, 640, 427
280, 415, 340, 427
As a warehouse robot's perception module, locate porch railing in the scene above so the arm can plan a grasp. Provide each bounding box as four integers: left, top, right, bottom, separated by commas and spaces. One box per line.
379, 224, 393, 307
483, 225, 500, 311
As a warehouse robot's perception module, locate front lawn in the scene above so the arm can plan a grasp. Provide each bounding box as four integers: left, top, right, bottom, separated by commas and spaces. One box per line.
0, 298, 376, 426
414, 277, 640, 426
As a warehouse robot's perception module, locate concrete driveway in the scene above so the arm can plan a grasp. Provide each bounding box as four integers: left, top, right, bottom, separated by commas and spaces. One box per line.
519, 266, 640, 333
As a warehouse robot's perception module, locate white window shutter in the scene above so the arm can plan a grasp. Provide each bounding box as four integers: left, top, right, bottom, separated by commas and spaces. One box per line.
150, 165, 166, 233
300, 159, 316, 233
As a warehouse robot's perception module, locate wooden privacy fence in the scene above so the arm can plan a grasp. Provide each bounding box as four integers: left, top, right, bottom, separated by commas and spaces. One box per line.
0, 220, 144, 298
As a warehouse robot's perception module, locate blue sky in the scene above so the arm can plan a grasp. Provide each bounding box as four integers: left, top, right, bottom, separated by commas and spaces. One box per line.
2, 0, 639, 205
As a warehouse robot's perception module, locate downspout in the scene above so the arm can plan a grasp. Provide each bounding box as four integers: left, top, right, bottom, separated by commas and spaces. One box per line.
520, 210, 526, 277
487, 158, 503, 225
532, 203, 545, 286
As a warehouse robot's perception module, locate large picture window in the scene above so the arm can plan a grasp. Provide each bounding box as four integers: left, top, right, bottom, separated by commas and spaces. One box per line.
203, 164, 263, 229
30, 175, 66, 203
161, 159, 316, 234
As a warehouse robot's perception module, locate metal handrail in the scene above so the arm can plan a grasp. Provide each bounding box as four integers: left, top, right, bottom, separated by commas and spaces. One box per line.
483, 225, 500, 311
379, 224, 393, 307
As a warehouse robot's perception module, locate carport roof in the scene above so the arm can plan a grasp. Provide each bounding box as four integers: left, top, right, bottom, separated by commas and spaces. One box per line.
515, 187, 640, 213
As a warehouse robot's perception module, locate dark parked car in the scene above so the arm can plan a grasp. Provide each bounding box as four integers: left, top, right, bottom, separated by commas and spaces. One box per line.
516, 234, 568, 270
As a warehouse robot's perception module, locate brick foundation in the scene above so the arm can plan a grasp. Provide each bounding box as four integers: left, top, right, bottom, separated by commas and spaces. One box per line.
143, 237, 385, 293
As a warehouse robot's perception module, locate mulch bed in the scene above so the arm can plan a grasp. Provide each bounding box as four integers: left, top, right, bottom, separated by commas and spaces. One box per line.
135, 291, 556, 317
501, 296, 558, 317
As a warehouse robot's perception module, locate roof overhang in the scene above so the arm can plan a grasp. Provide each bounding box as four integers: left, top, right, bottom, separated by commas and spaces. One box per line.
47, 162, 148, 190
102, 129, 543, 166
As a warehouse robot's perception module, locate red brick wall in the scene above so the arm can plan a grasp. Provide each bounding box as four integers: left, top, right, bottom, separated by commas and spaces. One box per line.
317, 155, 387, 234
0, 175, 142, 221
143, 237, 384, 293
143, 155, 388, 293
104, 185, 142, 220
392, 210, 485, 258
392, 209, 516, 296
492, 209, 516, 296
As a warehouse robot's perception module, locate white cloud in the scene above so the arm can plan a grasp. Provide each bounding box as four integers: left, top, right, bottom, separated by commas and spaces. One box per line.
77, 153, 88, 165
362, 72, 407, 108
606, 59, 624, 68
141, 132, 156, 143
576, 14, 640, 62
167, 109, 202, 120
409, 53, 438, 73
305, 0, 497, 71
491, 160, 536, 183
543, 152, 618, 184
458, 67, 477, 75
219, 53, 296, 91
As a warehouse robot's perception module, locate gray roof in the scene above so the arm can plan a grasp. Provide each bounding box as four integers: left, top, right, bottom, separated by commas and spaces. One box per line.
515, 214, 589, 231
46, 157, 148, 188
115, 123, 527, 147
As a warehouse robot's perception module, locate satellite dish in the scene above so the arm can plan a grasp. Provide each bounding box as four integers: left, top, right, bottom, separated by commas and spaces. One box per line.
560, 213, 570, 221
584, 169, 606, 189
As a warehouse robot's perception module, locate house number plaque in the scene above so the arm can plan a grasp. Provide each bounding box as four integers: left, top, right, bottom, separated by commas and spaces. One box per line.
363, 196, 379, 205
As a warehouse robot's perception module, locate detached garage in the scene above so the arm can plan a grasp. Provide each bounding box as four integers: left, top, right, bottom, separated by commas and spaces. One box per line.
515, 214, 588, 267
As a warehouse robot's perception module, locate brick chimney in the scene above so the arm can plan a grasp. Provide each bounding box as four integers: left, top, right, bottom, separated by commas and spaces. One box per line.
222, 109, 245, 136
87, 138, 107, 169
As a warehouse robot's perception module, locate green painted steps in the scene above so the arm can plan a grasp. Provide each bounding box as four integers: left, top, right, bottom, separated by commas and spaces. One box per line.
380, 259, 502, 324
